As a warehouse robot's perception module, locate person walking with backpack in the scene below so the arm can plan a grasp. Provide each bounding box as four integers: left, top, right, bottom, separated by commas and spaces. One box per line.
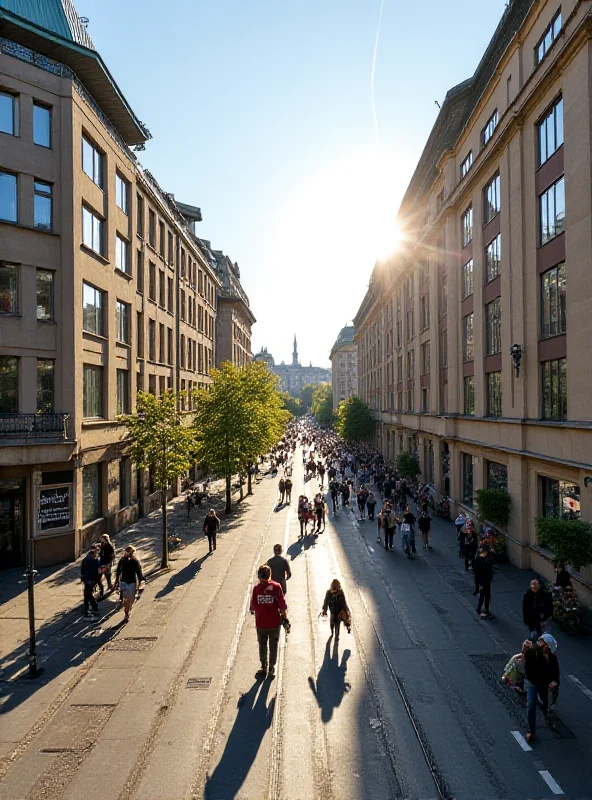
474, 544, 494, 619
203, 509, 221, 553
250, 564, 287, 679
266, 544, 292, 595
321, 579, 351, 641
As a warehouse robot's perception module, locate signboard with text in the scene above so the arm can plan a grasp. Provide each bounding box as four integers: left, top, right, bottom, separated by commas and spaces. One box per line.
38, 485, 72, 533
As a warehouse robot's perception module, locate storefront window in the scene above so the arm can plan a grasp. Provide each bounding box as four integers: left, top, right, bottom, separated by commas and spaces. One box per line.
487, 461, 507, 490
541, 477, 580, 520
82, 463, 102, 525
462, 453, 474, 506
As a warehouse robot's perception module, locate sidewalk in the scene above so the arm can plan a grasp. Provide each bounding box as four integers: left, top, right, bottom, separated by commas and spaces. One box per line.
0, 478, 232, 686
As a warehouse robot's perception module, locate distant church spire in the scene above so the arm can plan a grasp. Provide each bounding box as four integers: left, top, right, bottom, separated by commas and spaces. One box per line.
292, 334, 299, 366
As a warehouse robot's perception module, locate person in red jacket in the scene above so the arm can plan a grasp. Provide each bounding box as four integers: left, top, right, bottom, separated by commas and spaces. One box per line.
250, 565, 287, 679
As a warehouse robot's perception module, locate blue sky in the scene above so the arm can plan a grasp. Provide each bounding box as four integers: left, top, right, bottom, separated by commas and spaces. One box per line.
79, 0, 507, 367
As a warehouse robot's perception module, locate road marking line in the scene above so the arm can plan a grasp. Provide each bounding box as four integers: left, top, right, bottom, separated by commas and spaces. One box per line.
511, 730, 532, 751
568, 674, 592, 701
539, 770, 564, 795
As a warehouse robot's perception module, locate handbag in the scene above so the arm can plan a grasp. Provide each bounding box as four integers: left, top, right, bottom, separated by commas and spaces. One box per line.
400, 523, 411, 534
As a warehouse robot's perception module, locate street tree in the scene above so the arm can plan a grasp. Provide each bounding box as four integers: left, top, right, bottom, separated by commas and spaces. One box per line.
300, 384, 314, 409
396, 452, 421, 482
311, 383, 334, 425
280, 393, 305, 417
335, 396, 375, 442
120, 391, 197, 569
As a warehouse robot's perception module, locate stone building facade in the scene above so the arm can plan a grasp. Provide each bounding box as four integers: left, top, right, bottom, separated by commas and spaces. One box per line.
330, 326, 358, 410
254, 336, 331, 397
0, 1, 219, 567
354, 0, 592, 603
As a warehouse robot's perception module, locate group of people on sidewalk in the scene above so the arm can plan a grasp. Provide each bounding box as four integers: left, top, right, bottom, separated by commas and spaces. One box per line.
80, 537, 144, 623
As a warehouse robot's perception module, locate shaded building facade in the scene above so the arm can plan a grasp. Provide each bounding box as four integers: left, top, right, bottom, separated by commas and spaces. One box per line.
254, 336, 331, 397
330, 326, 358, 411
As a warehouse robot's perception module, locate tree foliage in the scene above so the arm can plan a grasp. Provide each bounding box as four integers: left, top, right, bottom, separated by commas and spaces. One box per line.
280, 393, 305, 417
300, 384, 314, 409
536, 517, 592, 571
120, 391, 197, 569
335, 396, 375, 442
311, 383, 334, 425
193, 361, 289, 512
476, 488, 511, 526
396, 452, 421, 482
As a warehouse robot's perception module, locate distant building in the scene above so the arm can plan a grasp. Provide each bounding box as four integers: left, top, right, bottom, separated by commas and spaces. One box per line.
330, 326, 358, 410
254, 336, 331, 397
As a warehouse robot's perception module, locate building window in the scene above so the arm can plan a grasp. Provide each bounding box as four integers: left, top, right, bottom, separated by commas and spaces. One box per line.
463, 376, 475, 415
462, 453, 474, 506
167, 327, 173, 365
535, 10, 562, 65
159, 323, 165, 363
116, 369, 130, 415
34, 181, 52, 231
487, 461, 508, 491
537, 96, 563, 167
148, 261, 156, 301
421, 387, 428, 413
137, 250, 144, 294
119, 457, 131, 509
148, 209, 156, 247
541, 263, 566, 339
486, 371, 502, 417
115, 173, 128, 213
167, 276, 174, 312
542, 357, 567, 421
168, 232, 174, 264
82, 463, 102, 524
0, 91, 18, 136
407, 389, 413, 412
81, 135, 103, 188
397, 354, 402, 382
420, 293, 430, 331
115, 234, 129, 273
438, 273, 447, 317
148, 319, 156, 361
37, 358, 54, 413
461, 206, 473, 247
462, 313, 474, 362
83, 364, 103, 418
137, 312, 144, 358
0, 171, 17, 222
484, 173, 501, 224
539, 176, 565, 246
0, 262, 19, 314
36, 269, 54, 320
485, 234, 501, 282
485, 298, 502, 355
116, 300, 130, 344
159, 271, 165, 307
541, 476, 579, 520
406, 309, 414, 341
159, 222, 165, 257
421, 341, 430, 375
136, 194, 144, 237
82, 206, 104, 255
148, 374, 156, 395
407, 349, 415, 379
439, 329, 448, 369
33, 103, 51, 147
460, 151, 473, 178
82, 283, 104, 336
0, 356, 18, 412
462, 259, 474, 299
481, 110, 498, 147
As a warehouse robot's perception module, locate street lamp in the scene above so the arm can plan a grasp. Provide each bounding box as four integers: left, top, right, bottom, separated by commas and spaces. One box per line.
26, 470, 43, 678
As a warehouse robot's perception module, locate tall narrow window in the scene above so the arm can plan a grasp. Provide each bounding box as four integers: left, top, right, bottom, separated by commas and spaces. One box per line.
462, 453, 474, 506
0, 356, 18, 412
0, 171, 17, 222
116, 369, 130, 414
460, 151, 473, 178
82, 283, 104, 336
167, 276, 174, 312
542, 358, 567, 420
537, 97, 563, 166
137, 250, 144, 294
36, 269, 54, 321
116, 234, 129, 273
484, 173, 501, 224
421, 341, 431, 375
136, 194, 144, 237
481, 110, 498, 147
463, 376, 475, 415
33, 103, 51, 147
159, 323, 165, 363
82, 206, 104, 255
485, 234, 501, 282
439, 329, 448, 369
81, 135, 103, 188
83, 364, 103, 418
461, 206, 473, 247
136, 312, 144, 358
486, 371, 502, 417
0, 262, 19, 315
485, 297, 502, 355
115, 173, 128, 214
540, 176, 565, 245
116, 300, 130, 344
34, 181, 52, 231
462, 259, 474, 299
535, 10, 562, 65
148, 319, 156, 361
168, 231, 174, 264
159, 271, 165, 307
148, 261, 156, 301
159, 222, 165, 256
82, 463, 102, 524
148, 209, 156, 247
541, 263, 566, 339
0, 92, 18, 136
37, 358, 55, 413
462, 313, 474, 362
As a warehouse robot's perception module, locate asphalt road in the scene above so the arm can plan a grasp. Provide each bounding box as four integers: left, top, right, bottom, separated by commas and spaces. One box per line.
2, 449, 592, 800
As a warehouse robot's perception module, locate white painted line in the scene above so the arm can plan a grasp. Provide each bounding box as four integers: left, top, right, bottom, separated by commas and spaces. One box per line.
539, 770, 564, 795
511, 730, 532, 752
568, 674, 592, 701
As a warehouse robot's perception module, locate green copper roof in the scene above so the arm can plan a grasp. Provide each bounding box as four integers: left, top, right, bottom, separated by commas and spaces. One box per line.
0, 0, 95, 49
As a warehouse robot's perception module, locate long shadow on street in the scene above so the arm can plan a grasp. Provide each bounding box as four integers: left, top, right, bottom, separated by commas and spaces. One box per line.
308, 637, 351, 723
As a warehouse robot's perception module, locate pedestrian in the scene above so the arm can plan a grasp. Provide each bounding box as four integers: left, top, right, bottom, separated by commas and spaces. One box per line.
285, 477, 293, 504
250, 564, 287, 679
555, 563, 571, 590
266, 544, 292, 595
203, 508, 221, 553
464, 525, 478, 572
321, 579, 351, 640
80, 545, 101, 617
522, 578, 553, 637
357, 486, 368, 520
383, 504, 397, 552
98, 533, 115, 597
186, 493, 193, 519
502, 640, 530, 695
418, 512, 431, 549
403, 506, 417, 554
367, 491, 377, 521
114, 545, 144, 623
474, 544, 494, 619
298, 496, 309, 537
329, 480, 339, 513
278, 477, 286, 504
524, 634, 560, 744
318, 463, 326, 487
455, 512, 466, 558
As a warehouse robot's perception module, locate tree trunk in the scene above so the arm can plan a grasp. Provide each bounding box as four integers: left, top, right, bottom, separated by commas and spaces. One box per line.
247, 468, 253, 496
239, 474, 244, 501
161, 487, 169, 569
225, 474, 232, 514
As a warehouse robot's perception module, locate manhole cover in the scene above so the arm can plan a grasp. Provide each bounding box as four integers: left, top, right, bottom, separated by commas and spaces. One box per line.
107, 637, 157, 651
186, 677, 212, 690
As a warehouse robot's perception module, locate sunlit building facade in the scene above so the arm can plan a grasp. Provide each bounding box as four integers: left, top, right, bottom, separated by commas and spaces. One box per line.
330, 326, 358, 411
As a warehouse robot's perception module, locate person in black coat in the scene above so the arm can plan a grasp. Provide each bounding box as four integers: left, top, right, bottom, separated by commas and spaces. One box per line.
80, 546, 101, 616
322, 579, 350, 639
524, 634, 560, 743
98, 534, 115, 597
522, 579, 553, 636
473, 545, 494, 619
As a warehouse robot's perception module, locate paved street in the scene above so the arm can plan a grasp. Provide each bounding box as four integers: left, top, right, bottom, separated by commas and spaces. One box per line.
2, 453, 592, 800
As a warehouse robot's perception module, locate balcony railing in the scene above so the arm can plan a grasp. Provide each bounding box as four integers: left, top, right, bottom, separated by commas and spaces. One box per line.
0, 414, 69, 441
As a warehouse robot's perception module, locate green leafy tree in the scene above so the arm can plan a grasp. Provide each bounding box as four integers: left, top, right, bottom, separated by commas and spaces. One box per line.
311, 383, 334, 425
476, 488, 511, 526
335, 396, 375, 442
280, 393, 305, 417
120, 391, 197, 569
536, 517, 592, 571
300, 384, 314, 409
396, 452, 421, 482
